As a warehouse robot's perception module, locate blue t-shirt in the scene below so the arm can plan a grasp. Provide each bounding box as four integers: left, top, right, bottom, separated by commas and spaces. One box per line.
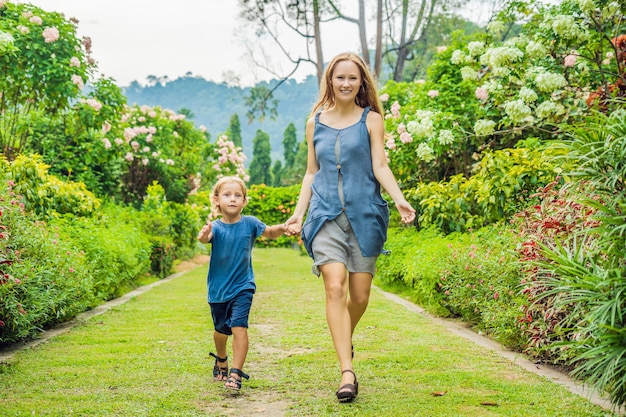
206, 215, 267, 303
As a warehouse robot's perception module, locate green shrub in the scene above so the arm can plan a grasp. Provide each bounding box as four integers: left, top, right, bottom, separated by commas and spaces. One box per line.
407, 142, 570, 234
0, 193, 96, 344
517, 111, 626, 409
0, 154, 101, 218
378, 224, 527, 349
246, 184, 299, 248
51, 205, 152, 300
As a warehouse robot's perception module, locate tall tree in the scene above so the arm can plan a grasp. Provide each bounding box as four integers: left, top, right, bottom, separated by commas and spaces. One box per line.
282, 122, 298, 170
226, 113, 243, 148
244, 85, 279, 126
238, 0, 472, 82
272, 160, 283, 187
239, 0, 326, 84
248, 129, 273, 185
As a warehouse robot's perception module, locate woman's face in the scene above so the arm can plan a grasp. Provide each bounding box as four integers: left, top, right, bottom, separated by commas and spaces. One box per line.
330, 60, 362, 104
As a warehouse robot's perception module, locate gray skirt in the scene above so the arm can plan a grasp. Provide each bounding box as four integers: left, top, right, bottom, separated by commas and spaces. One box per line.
310, 212, 378, 277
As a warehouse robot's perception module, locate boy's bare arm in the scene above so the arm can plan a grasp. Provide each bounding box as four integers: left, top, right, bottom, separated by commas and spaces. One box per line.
263, 223, 286, 240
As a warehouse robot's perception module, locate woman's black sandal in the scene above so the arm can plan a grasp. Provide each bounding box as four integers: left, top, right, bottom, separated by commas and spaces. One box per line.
224, 368, 249, 390
336, 369, 358, 402
209, 353, 228, 381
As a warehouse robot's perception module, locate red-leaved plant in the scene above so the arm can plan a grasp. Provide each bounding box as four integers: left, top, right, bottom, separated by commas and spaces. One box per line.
512, 179, 601, 363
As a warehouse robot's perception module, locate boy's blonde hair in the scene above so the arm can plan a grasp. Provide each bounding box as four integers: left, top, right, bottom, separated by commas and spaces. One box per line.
210, 176, 248, 217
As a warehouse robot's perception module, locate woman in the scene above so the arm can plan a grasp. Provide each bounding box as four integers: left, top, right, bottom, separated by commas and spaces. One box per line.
285, 52, 416, 402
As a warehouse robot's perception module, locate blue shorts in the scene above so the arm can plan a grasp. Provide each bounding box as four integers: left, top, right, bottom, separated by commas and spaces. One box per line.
209, 290, 254, 335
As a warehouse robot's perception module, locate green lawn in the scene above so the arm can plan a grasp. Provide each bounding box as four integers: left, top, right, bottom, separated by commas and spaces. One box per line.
0, 248, 616, 416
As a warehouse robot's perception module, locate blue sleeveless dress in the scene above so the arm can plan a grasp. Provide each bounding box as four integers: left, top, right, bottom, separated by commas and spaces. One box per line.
301, 106, 390, 259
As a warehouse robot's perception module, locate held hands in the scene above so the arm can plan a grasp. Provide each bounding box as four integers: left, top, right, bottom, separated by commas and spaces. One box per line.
284, 216, 303, 237
395, 200, 416, 224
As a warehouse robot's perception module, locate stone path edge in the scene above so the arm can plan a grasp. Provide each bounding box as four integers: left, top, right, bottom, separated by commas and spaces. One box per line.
0, 263, 622, 415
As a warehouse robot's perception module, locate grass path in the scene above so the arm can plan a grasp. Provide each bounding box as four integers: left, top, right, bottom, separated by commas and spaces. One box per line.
0, 248, 618, 417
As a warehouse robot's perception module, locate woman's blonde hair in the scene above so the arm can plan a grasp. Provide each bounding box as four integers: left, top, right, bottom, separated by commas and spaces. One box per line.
310, 52, 383, 116
210, 176, 248, 217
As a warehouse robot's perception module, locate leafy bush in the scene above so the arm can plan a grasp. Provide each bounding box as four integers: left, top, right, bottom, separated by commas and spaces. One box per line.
378, 223, 526, 348
50, 205, 153, 300
516, 111, 626, 409
0, 191, 96, 344
376, 227, 452, 316
407, 142, 570, 233
0, 154, 101, 218
245, 183, 299, 247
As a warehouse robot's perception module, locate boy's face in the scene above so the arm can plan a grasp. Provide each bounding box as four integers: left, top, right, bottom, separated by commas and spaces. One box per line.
214, 182, 246, 217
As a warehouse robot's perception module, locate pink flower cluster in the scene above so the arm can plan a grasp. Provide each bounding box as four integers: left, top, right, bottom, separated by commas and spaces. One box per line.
42, 27, 59, 43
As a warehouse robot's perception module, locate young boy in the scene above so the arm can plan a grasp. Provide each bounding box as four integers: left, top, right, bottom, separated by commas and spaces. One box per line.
197, 176, 286, 390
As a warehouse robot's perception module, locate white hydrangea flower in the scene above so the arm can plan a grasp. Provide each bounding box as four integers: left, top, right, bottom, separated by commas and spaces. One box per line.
519, 87, 538, 103
535, 71, 567, 93
535, 101, 566, 119
576, 0, 595, 13
474, 119, 496, 136
451, 50, 466, 65
487, 21, 505, 36
551, 15, 583, 40
492, 67, 511, 77
467, 41, 485, 57
416, 143, 436, 162
438, 130, 455, 145
503, 99, 533, 123
0, 30, 15, 55
525, 41, 547, 59
483, 79, 503, 93
460, 66, 479, 81
406, 110, 435, 138
480, 46, 524, 68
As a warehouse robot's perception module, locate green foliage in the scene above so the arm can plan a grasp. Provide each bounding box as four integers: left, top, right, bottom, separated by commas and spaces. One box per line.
0, 190, 96, 343
248, 129, 272, 186
407, 143, 569, 234
244, 85, 278, 124
226, 113, 243, 148
282, 122, 298, 170
27, 77, 128, 197
50, 206, 152, 301
246, 184, 299, 248
516, 111, 626, 408
0, 2, 94, 159
377, 224, 527, 348
0, 154, 100, 218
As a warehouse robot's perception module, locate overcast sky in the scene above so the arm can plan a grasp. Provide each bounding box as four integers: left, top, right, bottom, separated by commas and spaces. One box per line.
19, 0, 366, 87
19, 0, 499, 88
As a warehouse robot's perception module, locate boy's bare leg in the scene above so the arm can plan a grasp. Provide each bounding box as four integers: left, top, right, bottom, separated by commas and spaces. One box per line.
213, 331, 229, 380
225, 326, 249, 388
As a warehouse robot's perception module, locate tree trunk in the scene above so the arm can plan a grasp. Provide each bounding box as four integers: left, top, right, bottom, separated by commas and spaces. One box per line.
358, 0, 370, 65
374, 0, 383, 78
314, 0, 324, 85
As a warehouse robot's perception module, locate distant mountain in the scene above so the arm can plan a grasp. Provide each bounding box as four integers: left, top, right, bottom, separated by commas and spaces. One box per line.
122, 75, 320, 162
